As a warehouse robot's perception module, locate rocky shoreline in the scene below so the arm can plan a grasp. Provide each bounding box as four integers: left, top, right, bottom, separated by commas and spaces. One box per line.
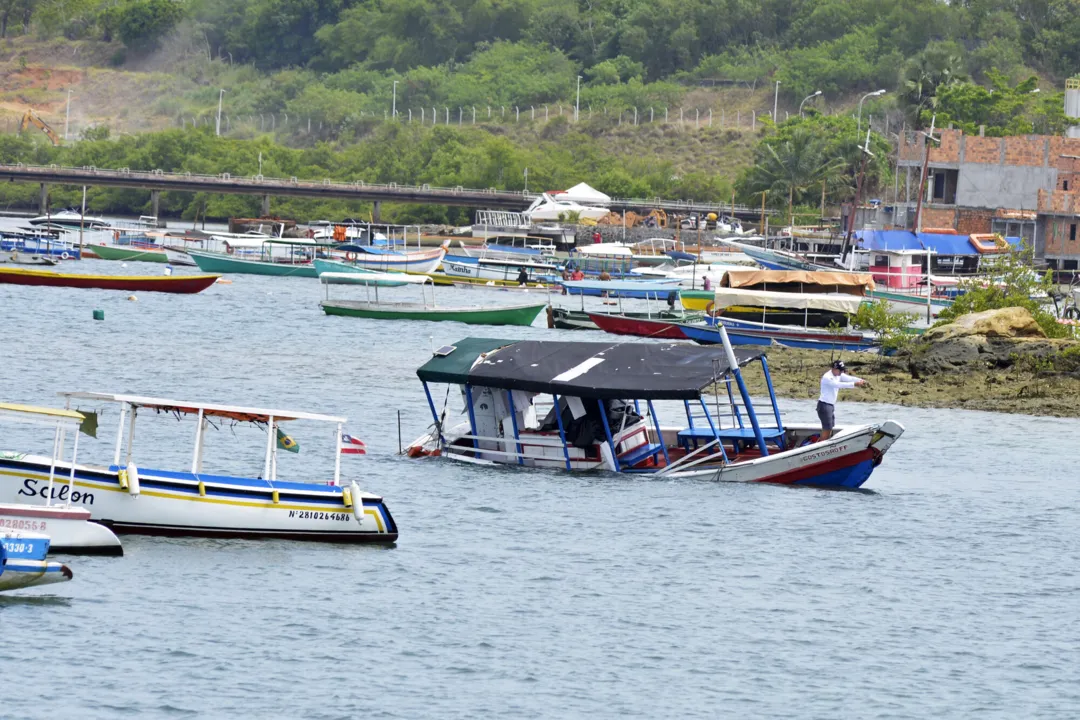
738, 308, 1080, 418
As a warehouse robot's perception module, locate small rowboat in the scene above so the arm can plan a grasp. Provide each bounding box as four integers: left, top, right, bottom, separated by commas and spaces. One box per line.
0, 267, 220, 294
87, 243, 169, 263
320, 273, 545, 326
587, 312, 689, 339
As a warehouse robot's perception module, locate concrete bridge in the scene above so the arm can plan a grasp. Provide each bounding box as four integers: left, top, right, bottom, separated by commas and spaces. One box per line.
0, 163, 770, 220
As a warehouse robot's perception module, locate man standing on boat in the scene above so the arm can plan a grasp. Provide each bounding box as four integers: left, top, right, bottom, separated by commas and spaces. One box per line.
818, 360, 866, 440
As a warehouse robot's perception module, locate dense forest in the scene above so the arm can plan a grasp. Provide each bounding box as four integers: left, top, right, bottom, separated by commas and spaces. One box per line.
15, 0, 1080, 119
7, 0, 1080, 218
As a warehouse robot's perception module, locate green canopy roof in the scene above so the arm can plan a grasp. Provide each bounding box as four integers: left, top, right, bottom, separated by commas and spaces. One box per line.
416, 338, 515, 385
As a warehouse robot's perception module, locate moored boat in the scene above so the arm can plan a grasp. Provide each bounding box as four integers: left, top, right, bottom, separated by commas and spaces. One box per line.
404, 329, 904, 488
0, 267, 219, 293
0, 533, 73, 592
560, 278, 683, 300
87, 243, 169, 263
320, 273, 545, 326
586, 312, 690, 339
0, 393, 398, 544
0, 402, 123, 555
678, 317, 879, 352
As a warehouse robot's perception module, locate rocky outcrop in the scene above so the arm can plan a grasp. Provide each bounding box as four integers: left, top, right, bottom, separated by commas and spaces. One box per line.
906, 307, 1076, 375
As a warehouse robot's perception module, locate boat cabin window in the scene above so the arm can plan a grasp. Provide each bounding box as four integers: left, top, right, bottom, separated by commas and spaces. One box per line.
873, 255, 889, 266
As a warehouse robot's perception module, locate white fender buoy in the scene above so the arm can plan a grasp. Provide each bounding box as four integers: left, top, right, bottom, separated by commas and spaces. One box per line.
127, 295, 138, 302
125, 461, 140, 497
349, 481, 364, 522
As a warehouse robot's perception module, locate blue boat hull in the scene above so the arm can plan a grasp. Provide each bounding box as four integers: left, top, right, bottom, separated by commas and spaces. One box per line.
679, 321, 877, 351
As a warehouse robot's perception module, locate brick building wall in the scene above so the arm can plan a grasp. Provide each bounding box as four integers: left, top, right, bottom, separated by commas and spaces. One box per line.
955, 209, 994, 234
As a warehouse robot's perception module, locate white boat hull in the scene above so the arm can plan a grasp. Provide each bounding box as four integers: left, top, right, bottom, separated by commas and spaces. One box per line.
0, 532, 72, 591
0, 454, 397, 543
0, 502, 122, 555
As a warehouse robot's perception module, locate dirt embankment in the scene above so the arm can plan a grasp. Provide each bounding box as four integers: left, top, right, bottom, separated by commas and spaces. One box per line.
740, 308, 1080, 418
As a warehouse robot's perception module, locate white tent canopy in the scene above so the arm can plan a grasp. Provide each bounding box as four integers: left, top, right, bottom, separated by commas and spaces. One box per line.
557, 183, 611, 206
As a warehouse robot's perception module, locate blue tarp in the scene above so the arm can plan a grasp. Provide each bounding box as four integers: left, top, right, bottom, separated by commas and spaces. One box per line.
854, 230, 1021, 256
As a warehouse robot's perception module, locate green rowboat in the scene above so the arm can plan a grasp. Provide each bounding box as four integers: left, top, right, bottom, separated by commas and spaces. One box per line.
88, 244, 169, 263
321, 300, 546, 326
188, 249, 318, 278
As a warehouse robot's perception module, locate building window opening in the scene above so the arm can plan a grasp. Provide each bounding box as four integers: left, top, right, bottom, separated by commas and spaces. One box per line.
1071, 224, 1077, 242
930, 169, 958, 204
1065, 180, 1070, 191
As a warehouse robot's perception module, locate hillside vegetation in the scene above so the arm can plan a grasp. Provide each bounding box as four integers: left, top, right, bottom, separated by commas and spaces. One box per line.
3, 0, 1080, 219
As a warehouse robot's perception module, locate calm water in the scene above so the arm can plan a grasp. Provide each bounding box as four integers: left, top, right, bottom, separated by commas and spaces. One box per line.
1, 257, 1079, 719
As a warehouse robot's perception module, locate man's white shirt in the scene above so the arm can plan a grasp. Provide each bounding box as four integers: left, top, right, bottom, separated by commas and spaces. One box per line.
819, 371, 862, 404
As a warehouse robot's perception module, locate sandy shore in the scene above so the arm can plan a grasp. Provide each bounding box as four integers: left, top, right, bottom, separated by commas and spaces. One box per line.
737, 346, 1080, 418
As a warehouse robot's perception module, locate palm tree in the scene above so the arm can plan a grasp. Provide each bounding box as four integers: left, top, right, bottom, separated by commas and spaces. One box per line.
740, 127, 843, 229
901, 45, 966, 128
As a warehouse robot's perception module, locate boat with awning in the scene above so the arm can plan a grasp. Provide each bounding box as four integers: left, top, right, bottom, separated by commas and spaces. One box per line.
0, 393, 397, 543
404, 329, 903, 489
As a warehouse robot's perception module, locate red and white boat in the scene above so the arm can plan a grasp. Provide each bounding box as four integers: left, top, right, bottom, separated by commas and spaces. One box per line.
405, 328, 903, 489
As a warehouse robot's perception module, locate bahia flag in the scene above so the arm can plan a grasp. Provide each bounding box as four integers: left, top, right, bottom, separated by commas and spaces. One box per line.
340, 433, 366, 455
276, 428, 300, 453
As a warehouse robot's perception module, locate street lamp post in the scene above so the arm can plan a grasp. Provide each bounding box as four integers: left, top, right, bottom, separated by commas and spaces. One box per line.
857, 89, 886, 136
799, 90, 822, 117
392, 80, 398, 119
215, 89, 225, 136
575, 76, 582, 122
773, 81, 780, 123
64, 89, 72, 140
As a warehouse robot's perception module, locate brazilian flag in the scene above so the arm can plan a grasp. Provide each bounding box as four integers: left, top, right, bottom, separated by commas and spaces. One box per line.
276, 428, 300, 453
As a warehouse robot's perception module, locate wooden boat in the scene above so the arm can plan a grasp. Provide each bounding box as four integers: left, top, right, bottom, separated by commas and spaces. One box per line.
318, 271, 412, 287
677, 318, 878, 352
0, 267, 219, 293
0, 393, 397, 543
441, 253, 559, 283
404, 330, 904, 489
0, 403, 123, 555
586, 312, 690, 339
427, 272, 552, 289
335, 240, 448, 274
0, 252, 57, 266
320, 273, 545, 326
547, 307, 695, 331
0, 533, 73, 592
188, 245, 320, 277
87, 242, 169, 263
682, 286, 865, 328
559, 278, 683, 299
1, 232, 80, 259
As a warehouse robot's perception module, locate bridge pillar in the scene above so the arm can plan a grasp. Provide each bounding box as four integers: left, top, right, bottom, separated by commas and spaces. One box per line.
261, 194, 271, 217
150, 190, 161, 219
39, 183, 48, 214
372, 201, 381, 223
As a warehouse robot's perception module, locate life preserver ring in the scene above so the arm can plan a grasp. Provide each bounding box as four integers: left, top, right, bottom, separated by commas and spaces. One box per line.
225, 245, 235, 255
60, 251, 71, 260
345, 252, 357, 262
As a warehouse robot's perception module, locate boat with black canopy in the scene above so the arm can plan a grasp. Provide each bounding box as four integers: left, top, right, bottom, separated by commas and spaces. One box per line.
404, 329, 904, 488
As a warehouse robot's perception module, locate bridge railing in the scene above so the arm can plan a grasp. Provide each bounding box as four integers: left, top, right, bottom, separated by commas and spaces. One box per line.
0, 163, 537, 199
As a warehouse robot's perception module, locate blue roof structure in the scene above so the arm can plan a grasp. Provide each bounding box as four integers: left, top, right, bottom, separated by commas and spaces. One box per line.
854, 230, 1021, 256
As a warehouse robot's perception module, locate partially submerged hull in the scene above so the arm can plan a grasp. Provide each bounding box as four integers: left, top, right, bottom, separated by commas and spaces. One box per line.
0, 267, 219, 293
321, 300, 545, 326
410, 421, 903, 489
0, 454, 397, 544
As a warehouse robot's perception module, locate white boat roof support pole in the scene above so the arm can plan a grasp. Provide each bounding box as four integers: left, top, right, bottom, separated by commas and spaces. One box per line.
333, 422, 342, 487
263, 415, 274, 480
66, 426, 80, 507
113, 402, 127, 468
125, 407, 137, 464
271, 419, 278, 482
45, 422, 60, 507
191, 408, 204, 474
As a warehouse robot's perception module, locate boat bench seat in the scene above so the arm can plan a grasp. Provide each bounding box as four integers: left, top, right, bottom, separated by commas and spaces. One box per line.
678, 426, 786, 452
618, 442, 665, 469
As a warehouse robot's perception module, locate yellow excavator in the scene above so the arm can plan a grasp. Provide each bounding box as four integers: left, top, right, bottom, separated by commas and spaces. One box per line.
19, 109, 61, 146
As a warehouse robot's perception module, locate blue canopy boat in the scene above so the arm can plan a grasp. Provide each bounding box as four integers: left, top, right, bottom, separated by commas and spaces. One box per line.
405, 327, 904, 489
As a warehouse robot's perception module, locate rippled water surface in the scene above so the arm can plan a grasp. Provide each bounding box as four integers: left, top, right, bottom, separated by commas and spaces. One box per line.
1, 256, 1079, 719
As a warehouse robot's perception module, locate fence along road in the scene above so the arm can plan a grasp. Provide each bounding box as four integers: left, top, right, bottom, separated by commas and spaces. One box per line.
0, 163, 769, 218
